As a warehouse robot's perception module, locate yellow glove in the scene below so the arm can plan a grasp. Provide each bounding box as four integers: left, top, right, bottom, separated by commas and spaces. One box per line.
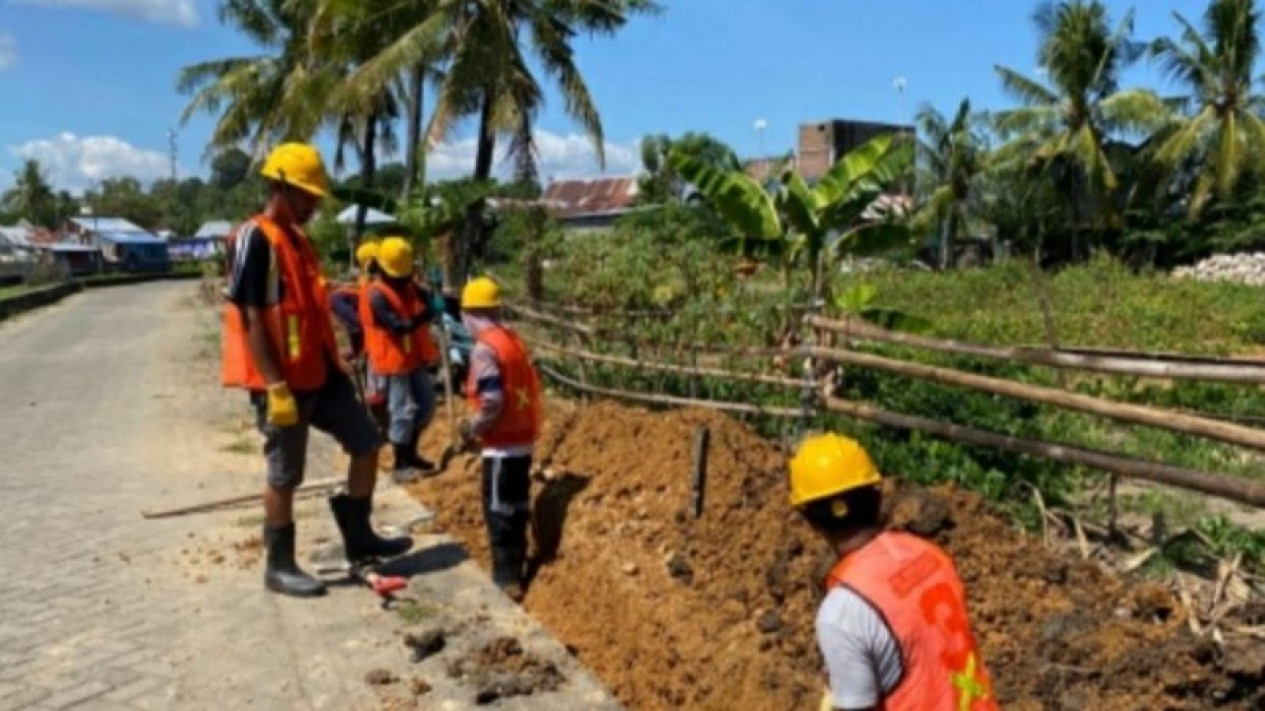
266, 383, 299, 427
818, 689, 833, 711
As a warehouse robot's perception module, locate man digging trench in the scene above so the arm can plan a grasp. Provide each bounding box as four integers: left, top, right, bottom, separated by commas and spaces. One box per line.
222, 143, 411, 597
789, 433, 998, 711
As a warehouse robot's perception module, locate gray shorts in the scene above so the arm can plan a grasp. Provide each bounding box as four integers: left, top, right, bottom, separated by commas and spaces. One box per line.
250, 373, 380, 488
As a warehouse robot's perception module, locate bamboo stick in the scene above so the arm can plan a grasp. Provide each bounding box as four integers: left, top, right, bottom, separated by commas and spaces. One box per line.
808, 315, 1265, 384
804, 345, 1265, 451
823, 397, 1265, 509
537, 363, 803, 418
528, 338, 805, 389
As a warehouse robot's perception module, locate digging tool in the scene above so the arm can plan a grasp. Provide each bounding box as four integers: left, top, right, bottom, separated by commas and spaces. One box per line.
350, 561, 408, 605
141, 477, 344, 519
432, 306, 468, 473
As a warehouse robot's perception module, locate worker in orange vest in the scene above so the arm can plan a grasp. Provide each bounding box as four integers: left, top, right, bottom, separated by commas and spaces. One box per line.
363, 236, 440, 483
788, 434, 998, 711
457, 277, 542, 602
222, 143, 411, 598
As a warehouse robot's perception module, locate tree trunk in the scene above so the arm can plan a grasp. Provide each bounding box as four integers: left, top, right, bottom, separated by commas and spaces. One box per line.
452, 88, 496, 293
402, 66, 425, 204
353, 112, 378, 244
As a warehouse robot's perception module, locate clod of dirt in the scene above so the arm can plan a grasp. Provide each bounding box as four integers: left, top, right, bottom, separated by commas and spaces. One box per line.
1129, 583, 1180, 623
451, 636, 566, 703
403, 628, 446, 663
364, 669, 398, 686
1220, 642, 1265, 680
756, 610, 783, 635
408, 677, 432, 696
665, 552, 693, 583
622, 562, 638, 576
887, 486, 951, 536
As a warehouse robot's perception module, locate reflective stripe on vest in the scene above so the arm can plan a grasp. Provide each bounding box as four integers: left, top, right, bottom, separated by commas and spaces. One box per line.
220, 216, 339, 392
466, 325, 543, 449
824, 532, 998, 711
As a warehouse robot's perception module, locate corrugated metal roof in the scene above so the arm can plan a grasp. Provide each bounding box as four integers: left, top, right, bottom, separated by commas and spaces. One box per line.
69, 216, 145, 232
97, 230, 166, 245
541, 177, 639, 219
195, 220, 234, 239
0, 227, 32, 247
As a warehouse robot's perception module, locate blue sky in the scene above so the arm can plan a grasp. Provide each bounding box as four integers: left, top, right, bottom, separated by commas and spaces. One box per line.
0, 0, 1208, 193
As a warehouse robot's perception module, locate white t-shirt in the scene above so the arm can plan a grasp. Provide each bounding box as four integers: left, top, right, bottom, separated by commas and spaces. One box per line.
815, 585, 904, 710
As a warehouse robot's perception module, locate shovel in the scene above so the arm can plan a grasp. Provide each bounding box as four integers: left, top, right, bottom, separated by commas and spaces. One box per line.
432, 299, 465, 472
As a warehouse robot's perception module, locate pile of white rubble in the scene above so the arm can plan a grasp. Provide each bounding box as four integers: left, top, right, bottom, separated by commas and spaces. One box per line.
1172, 253, 1265, 286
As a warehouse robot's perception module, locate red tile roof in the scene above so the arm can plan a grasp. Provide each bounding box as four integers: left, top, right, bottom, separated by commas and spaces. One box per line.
541, 177, 639, 219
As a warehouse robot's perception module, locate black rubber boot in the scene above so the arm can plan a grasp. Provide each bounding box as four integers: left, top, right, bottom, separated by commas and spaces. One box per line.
263, 523, 327, 598
406, 431, 435, 473
490, 545, 525, 602
328, 493, 413, 563
392, 443, 420, 484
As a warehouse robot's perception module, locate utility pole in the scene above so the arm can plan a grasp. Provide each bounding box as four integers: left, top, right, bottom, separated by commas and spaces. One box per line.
753, 118, 768, 179
893, 77, 909, 199
168, 128, 178, 183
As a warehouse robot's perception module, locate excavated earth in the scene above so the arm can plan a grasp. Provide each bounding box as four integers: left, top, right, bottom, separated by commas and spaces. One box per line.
415, 400, 1265, 711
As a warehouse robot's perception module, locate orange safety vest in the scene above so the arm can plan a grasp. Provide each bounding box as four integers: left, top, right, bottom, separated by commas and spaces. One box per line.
824, 532, 998, 711
221, 216, 341, 392
363, 280, 439, 375
466, 325, 543, 449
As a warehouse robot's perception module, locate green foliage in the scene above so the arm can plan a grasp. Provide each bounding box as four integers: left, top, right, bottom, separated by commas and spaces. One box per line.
2, 160, 59, 228
638, 132, 742, 204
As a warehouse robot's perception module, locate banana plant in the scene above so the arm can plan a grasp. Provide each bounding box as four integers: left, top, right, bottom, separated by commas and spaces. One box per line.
671, 133, 915, 296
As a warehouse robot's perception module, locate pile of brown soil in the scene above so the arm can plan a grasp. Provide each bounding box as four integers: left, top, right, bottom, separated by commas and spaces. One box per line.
414, 400, 1264, 711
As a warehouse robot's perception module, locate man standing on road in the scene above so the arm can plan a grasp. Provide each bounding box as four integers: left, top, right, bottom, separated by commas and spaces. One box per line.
221, 143, 412, 598
457, 277, 542, 602
787, 433, 998, 711
364, 236, 439, 484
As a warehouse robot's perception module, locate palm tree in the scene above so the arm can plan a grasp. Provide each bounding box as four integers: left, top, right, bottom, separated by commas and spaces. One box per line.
177, 0, 325, 155
2, 160, 56, 227
339, 0, 660, 291
913, 99, 988, 269
1150, 0, 1265, 217
994, 1, 1169, 260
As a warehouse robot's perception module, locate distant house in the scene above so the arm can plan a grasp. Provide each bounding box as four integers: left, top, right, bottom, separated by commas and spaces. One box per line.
170, 220, 232, 262
536, 176, 641, 233
64, 217, 170, 272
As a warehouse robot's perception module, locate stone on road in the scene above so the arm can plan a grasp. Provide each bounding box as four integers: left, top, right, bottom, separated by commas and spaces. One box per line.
0, 283, 620, 711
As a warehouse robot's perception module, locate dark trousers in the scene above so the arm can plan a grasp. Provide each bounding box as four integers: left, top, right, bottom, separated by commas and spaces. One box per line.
480, 454, 532, 587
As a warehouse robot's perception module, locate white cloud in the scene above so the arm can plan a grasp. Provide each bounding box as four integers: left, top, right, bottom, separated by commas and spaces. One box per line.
425, 129, 640, 182
0, 32, 15, 71
10, 132, 171, 193
11, 0, 196, 27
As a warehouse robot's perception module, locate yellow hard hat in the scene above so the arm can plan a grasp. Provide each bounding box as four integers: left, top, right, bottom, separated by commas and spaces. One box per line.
788, 433, 881, 508
377, 237, 415, 278
355, 240, 380, 269
259, 142, 330, 198
461, 277, 501, 309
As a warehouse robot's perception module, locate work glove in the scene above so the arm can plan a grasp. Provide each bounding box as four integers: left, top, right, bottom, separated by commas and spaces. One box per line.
818, 688, 833, 711
266, 383, 300, 427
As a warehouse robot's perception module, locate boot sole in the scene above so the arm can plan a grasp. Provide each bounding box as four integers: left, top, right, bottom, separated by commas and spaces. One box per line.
265, 578, 328, 598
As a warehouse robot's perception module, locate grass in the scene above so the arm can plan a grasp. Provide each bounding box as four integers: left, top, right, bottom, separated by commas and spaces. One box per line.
395, 598, 439, 625
221, 437, 256, 455
855, 254, 1265, 354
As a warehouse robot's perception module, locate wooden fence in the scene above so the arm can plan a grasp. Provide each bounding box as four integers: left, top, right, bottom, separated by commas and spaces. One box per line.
504, 299, 1265, 509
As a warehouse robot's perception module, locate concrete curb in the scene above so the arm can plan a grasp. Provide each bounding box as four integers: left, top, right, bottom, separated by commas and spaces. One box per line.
0, 281, 83, 322
0, 272, 203, 323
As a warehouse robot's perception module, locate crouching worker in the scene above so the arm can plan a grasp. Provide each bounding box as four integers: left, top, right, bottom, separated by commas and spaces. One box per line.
457, 277, 543, 602
365, 236, 439, 484
788, 434, 997, 711
222, 142, 411, 598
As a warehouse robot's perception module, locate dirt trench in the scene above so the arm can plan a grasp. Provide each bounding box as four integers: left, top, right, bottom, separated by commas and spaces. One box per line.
414, 400, 1264, 711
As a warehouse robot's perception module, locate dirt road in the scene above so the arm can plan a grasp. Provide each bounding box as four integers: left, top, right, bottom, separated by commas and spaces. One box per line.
0, 283, 620, 711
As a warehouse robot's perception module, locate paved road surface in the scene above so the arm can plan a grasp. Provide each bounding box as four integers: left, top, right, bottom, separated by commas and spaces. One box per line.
0, 283, 620, 711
